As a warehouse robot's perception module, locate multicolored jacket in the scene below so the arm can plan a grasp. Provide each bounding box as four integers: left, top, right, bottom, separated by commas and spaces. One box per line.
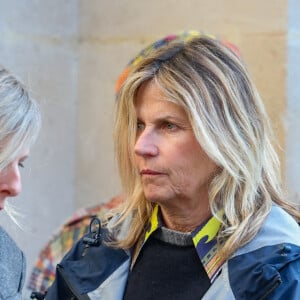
45, 205, 300, 300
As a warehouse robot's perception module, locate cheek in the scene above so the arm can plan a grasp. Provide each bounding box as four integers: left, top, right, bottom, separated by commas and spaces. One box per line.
133, 153, 142, 167
167, 149, 197, 182
178, 142, 217, 180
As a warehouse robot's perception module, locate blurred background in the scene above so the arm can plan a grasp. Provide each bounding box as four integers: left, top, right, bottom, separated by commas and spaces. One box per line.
0, 0, 299, 297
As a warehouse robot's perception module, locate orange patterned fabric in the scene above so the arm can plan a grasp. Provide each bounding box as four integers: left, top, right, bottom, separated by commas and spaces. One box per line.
27, 196, 122, 294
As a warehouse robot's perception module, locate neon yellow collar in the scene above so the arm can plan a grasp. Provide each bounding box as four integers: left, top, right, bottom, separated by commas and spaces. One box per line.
140, 205, 223, 282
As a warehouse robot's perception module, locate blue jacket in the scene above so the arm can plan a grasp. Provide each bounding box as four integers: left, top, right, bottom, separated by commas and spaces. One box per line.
46, 206, 300, 299
0, 226, 26, 300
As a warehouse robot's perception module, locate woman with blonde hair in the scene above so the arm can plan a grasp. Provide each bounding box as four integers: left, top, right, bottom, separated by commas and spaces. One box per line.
0, 66, 41, 300
47, 31, 300, 299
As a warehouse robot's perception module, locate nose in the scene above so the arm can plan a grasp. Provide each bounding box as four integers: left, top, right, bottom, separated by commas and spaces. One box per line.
134, 129, 159, 157
0, 164, 22, 197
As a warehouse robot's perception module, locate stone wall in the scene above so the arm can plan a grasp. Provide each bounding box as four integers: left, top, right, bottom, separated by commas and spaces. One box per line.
1, 0, 298, 295
0, 0, 79, 295
76, 0, 288, 207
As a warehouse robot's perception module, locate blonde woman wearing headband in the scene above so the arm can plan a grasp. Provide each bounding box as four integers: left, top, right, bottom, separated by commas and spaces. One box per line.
0, 66, 41, 300
46, 31, 300, 300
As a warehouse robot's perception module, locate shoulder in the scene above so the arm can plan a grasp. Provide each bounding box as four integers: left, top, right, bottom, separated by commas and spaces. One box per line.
226, 206, 300, 299
0, 226, 22, 257
61, 215, 131, 264
235, 205, 300, 257
47, 218, 131, 298
0, 226, 26, 299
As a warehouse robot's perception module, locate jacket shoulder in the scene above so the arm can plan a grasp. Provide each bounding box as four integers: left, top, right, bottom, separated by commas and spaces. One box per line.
235, 206, 300, 257
227, 207, 300, 299
46, 219, 130, 299
0, 226, 26, 299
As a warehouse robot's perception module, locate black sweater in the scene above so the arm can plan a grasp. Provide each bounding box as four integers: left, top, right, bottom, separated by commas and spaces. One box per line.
123, 227, 211, 300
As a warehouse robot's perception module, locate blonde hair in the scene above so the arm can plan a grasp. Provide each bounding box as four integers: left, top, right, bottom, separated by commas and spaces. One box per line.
0, 66, 41, 222
0, 67, 41, 170
113, 33, 300, 259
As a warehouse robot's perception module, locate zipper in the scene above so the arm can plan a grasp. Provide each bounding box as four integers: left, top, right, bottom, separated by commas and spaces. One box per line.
259, 277, 281, 300
57, 264, 90, 300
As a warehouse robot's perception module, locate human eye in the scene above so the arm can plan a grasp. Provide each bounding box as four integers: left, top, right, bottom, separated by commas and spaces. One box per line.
136, 120, 145, 131
161, 121, 178, 131
18, 161, 25, 168
167, 123, 177, 130
18, 157, 28, 169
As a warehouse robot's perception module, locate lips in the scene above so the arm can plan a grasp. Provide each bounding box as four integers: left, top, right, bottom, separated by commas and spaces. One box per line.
140, 169, 164, 175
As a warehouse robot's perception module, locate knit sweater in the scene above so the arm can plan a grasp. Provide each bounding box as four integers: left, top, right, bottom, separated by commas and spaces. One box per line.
123, 227, 211, 299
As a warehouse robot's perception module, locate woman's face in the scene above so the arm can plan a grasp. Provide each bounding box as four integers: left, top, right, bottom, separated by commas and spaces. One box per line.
0, 149, 29, 210
134, 80, 218, 210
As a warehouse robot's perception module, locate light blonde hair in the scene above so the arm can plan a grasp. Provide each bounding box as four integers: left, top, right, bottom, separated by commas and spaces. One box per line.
113, 34, 300, 260
0, 66, 41, 221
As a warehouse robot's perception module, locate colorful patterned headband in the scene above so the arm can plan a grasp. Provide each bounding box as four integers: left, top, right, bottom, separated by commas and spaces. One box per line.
115, 30, 240, 94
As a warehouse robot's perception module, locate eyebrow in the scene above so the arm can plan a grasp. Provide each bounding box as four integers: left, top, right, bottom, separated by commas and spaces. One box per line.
138, 114, 186, 122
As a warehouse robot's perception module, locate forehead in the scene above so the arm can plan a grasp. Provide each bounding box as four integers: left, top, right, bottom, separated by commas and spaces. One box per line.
135, 80, 187, 118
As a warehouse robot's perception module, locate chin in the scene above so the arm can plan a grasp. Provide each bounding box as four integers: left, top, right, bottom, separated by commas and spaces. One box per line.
144, 192, 170, 205
143, 185, 173, 204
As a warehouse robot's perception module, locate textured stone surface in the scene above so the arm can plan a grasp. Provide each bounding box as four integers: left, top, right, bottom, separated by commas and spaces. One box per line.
76, 0, 288, 208
1, 0, 296, 296
0, 1, 79, 297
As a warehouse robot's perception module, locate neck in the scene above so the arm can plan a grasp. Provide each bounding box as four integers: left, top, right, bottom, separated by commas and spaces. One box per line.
159, 202, 211, 232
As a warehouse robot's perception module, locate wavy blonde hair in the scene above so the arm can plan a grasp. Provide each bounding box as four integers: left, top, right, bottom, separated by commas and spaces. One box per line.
112, 34, 300, 260
0, 66, 41, 222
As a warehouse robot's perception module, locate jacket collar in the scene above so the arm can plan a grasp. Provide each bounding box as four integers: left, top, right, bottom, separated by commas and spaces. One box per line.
138, 205, 224, 282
